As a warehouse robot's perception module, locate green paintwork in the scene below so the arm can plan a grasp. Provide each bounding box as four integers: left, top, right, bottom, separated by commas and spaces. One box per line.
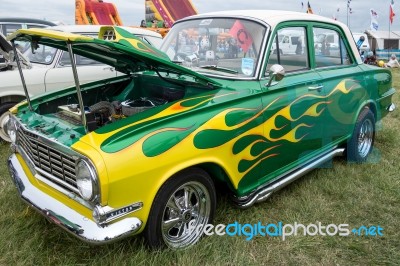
193, 108, 262, 149
142, 126, 196, 157
225, 107, 262, 127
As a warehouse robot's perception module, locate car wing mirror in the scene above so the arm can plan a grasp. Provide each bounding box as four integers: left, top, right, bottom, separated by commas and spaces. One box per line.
31, 40, 39, 54
266, 64, 285, 87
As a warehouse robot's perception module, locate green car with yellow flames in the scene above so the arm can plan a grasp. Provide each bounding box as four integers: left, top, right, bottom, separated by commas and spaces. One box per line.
6, 10, 395, 249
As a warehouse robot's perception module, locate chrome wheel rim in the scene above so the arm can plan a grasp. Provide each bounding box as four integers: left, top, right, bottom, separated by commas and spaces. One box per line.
161, 181, 211, 249
0, 111, 11, 142
358, 119, 373, 158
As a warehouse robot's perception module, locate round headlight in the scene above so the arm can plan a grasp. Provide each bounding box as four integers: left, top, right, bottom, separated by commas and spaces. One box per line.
6, 116, 17, 143
75, 160, 97, 201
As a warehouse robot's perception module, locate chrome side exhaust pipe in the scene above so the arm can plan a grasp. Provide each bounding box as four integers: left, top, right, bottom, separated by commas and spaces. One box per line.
234, 148, 345, 208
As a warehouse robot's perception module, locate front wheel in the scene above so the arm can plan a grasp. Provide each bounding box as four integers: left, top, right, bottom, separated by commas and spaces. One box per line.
347, 108, 375, 162
0, 102, 17, 142
145, 168, 216, 249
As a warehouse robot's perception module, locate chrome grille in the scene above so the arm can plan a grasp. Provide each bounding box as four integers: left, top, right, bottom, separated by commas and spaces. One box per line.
17, 126, 79, 193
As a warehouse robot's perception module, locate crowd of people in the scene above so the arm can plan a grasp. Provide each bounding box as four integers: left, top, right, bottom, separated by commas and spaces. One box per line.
363, 51, 400, 68
355, 36, 399, 68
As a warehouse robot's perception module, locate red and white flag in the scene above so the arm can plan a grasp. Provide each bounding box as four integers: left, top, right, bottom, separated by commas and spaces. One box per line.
229, 20, 253, 53
370, 9, 379, 30
390, 0, 396, 24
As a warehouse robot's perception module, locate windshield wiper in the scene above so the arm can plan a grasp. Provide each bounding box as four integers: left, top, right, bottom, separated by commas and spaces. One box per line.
171, 60, 183, 65
199, 65, 238, 74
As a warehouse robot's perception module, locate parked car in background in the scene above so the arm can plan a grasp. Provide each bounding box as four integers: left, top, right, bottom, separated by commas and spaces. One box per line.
0, 25, 162, 141
0, 17, 56, 36
0, 18, 56, 73
7, 11, 395, 250
271, 29, 305, 55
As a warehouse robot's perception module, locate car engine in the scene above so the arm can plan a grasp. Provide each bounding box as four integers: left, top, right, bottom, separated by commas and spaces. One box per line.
57, 97, 168, 131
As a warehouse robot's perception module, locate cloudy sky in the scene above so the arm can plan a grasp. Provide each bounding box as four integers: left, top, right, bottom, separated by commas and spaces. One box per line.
1, 0, 400, 32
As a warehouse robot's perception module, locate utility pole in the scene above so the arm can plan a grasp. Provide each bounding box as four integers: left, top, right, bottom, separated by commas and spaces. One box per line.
347, 0, 352, 28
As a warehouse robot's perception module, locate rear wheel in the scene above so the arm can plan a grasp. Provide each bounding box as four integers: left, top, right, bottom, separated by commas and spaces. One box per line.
0, 102, 17, 142
145, 168, 216, 249
347, 108, 375, 162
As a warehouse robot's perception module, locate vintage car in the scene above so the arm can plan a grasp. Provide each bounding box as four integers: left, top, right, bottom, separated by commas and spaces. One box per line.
7, 10, 395, 249
0, 17, 56, 36
0, 25, 162, 142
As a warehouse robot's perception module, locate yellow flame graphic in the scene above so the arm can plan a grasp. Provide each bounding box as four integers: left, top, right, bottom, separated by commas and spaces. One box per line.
76, 79, 357, 191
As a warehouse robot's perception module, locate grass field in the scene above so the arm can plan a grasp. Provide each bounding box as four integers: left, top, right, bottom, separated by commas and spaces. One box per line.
0, 71, 399, 265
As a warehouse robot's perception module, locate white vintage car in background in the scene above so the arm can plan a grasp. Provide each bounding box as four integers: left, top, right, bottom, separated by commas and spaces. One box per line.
0, 25, 162, 141
0, 17, 56, 36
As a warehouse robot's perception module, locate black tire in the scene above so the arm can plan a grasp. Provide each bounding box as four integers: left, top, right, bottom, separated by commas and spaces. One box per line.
145, 167, 216, 249
347, 108, 375, 162
0, 102, 17, 142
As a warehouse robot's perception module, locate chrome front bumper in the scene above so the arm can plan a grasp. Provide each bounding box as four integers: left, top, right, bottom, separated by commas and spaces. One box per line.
8, 154, 142, 244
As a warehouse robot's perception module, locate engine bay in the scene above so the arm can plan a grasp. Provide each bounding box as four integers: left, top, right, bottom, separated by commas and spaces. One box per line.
30, 74, 209, 134
56, 96, 168, 130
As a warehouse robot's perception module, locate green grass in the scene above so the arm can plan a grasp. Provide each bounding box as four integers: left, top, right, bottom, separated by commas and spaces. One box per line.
1, 71, 400, 265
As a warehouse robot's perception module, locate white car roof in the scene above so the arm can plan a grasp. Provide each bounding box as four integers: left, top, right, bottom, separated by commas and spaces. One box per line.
190, 10, 345, 28
47, 25, 162, 38
183, 10, 362, 64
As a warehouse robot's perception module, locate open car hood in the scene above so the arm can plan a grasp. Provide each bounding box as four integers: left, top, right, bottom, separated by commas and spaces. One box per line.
8, 26, 220, 87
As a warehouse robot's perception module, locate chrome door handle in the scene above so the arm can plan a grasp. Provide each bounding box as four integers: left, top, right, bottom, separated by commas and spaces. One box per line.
308, 85, 323, 91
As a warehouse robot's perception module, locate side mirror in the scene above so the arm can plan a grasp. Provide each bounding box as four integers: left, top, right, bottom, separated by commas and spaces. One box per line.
31, 40, 39, 54
266, 64, 285, 87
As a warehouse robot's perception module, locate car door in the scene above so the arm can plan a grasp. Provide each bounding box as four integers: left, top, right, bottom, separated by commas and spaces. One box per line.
44, 51, 117, 91
312, 26, 367, 146
255, 25, 328, 187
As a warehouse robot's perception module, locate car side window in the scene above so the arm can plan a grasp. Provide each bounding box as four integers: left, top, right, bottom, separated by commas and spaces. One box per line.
267, 27, 308, 74
4, 24, 22, 35
59, 51, 72, 67
59, 52, 102, 67
26, 24, 46, 29
76, 54, 102, 66
313, 27, 353, 67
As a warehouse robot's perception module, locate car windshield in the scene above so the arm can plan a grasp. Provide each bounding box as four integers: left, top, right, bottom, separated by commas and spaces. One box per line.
143, 35, 163, 49
160, 18, 266, 78
22, 31, 99, 65
24, 43, 57, 65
